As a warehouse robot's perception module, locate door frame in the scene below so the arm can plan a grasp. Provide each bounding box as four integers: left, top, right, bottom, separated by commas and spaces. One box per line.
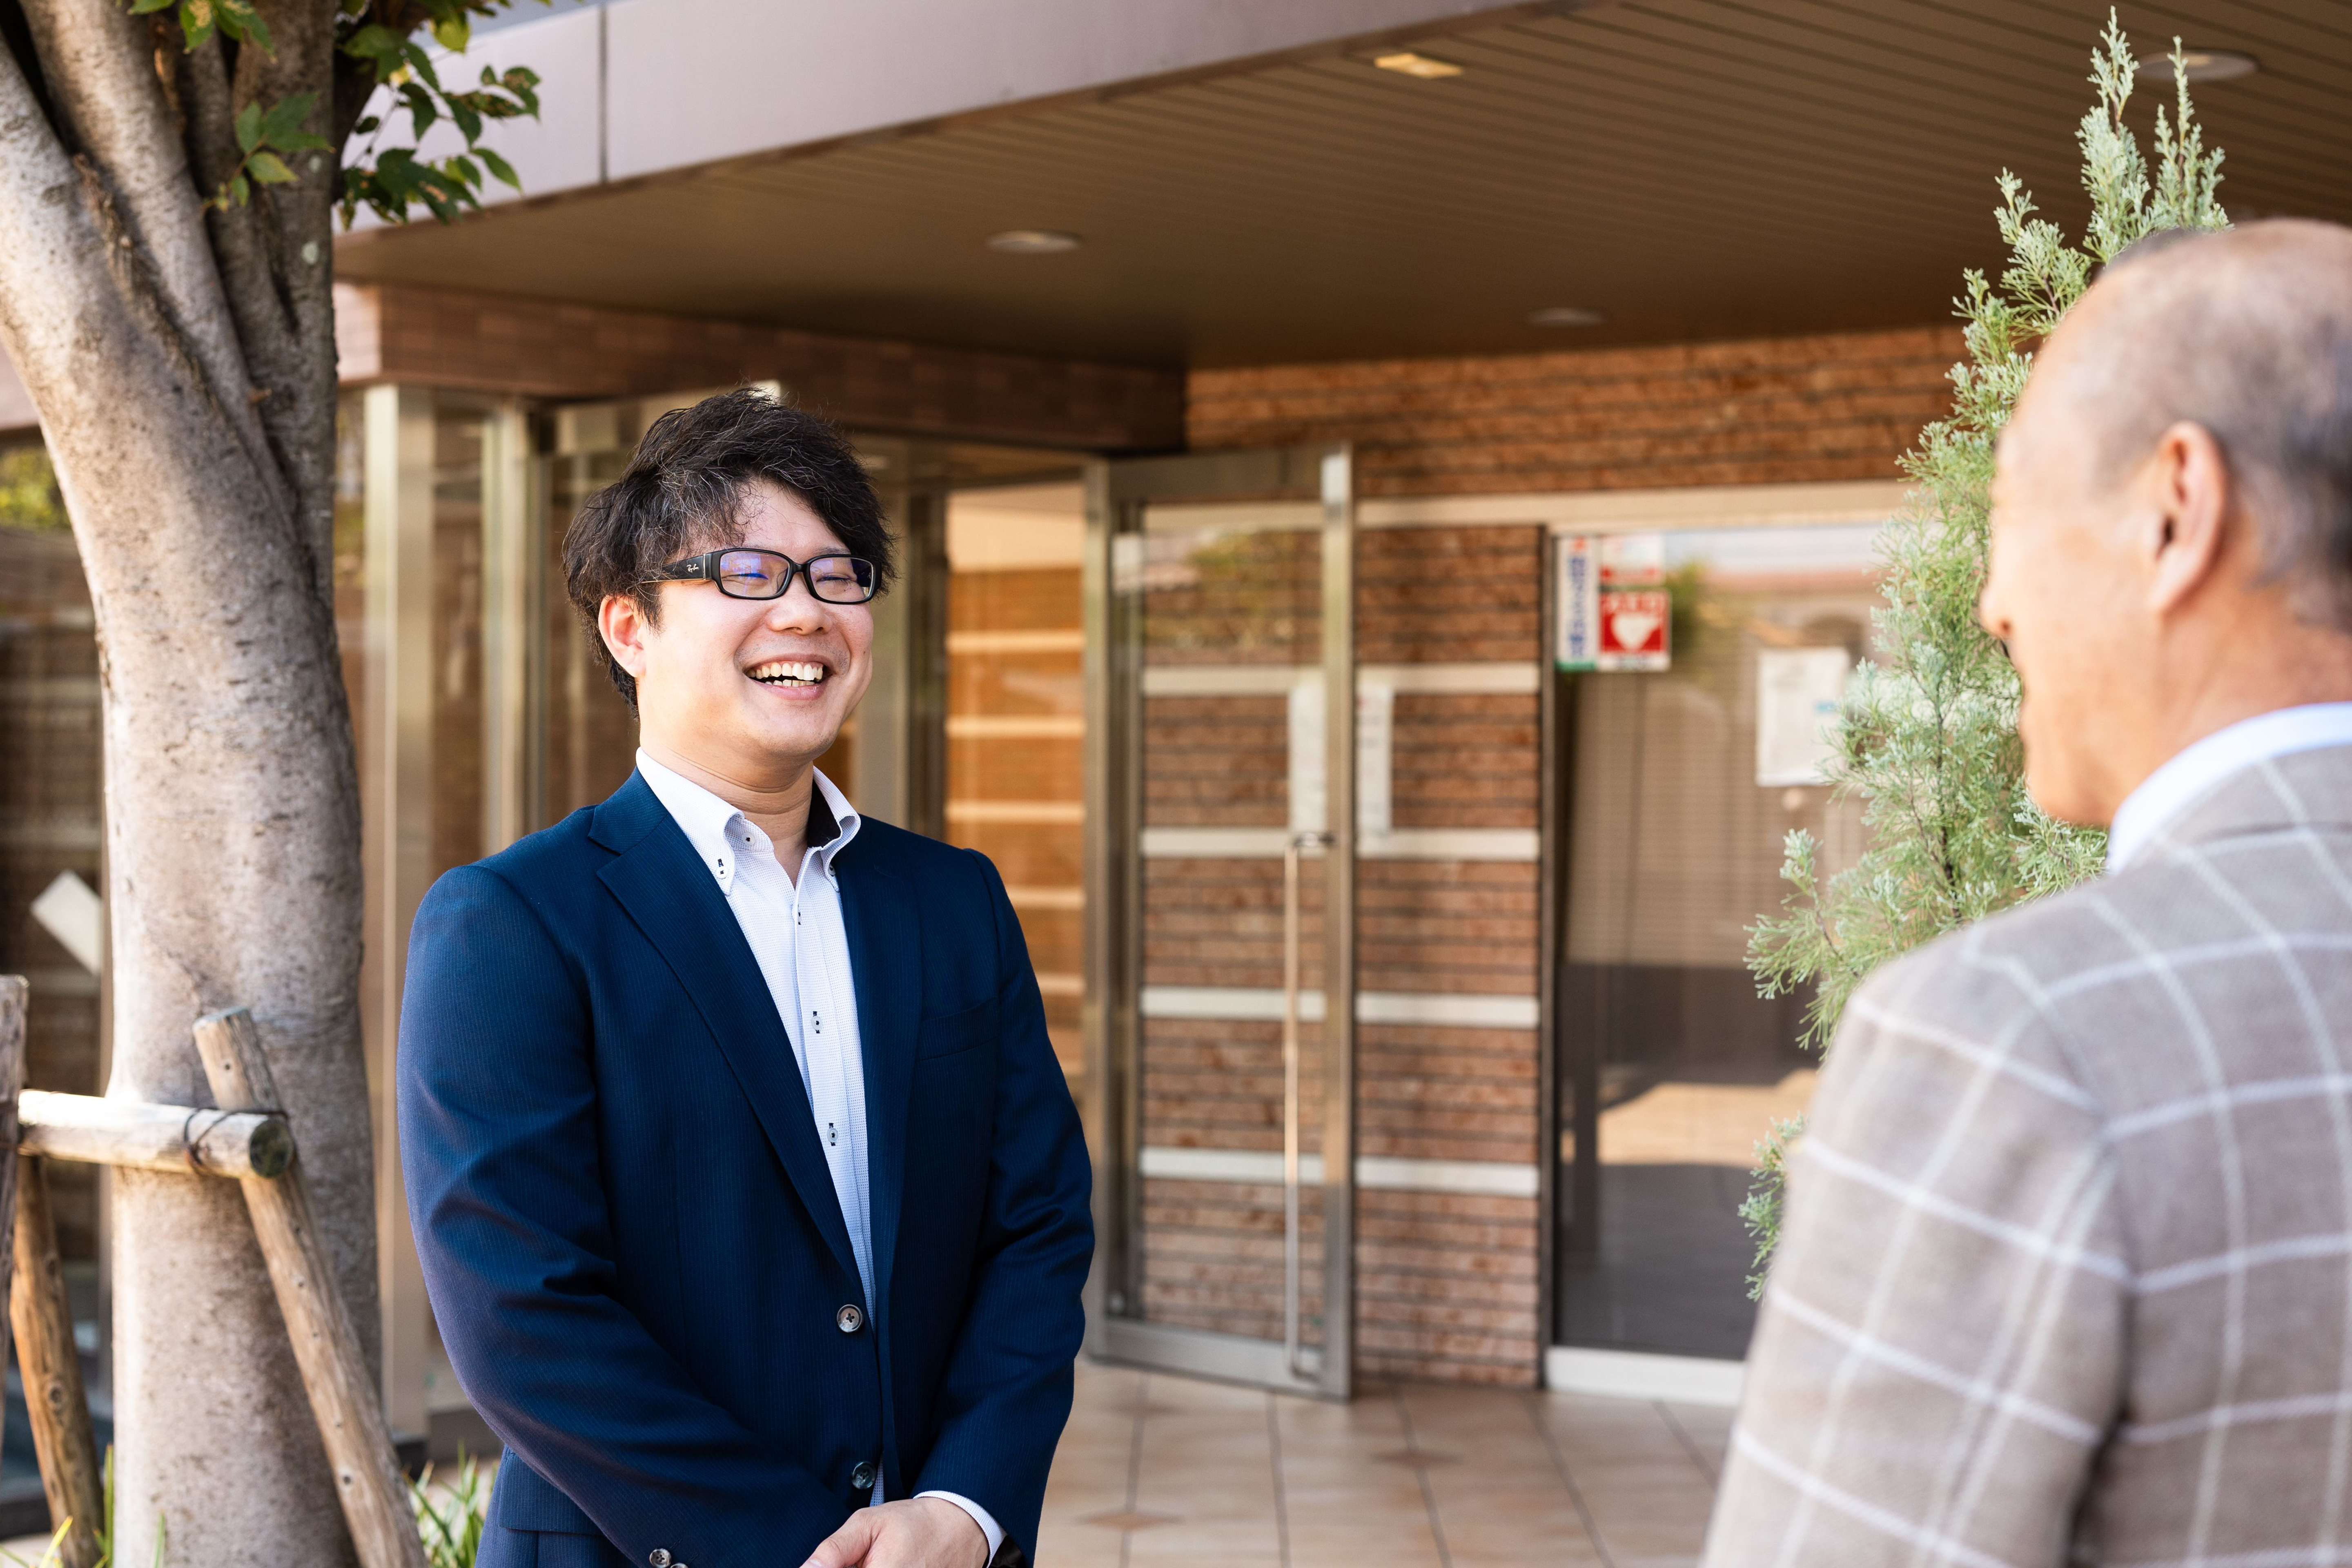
1080, 443, 1356, 1399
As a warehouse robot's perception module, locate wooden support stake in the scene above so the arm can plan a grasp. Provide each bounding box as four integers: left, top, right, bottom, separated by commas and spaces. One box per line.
0, 979, 27, 1383
192, 1008, 428, 1568
13, 1157, 102, 1568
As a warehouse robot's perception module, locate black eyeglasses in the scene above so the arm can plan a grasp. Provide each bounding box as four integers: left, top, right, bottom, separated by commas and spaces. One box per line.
649, 549, 878, 604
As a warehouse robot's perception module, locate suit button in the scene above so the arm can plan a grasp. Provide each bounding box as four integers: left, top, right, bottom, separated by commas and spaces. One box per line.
851, 1460, 877, 1492
649, 1554, 671, 1568
836, 1303, 865, 1334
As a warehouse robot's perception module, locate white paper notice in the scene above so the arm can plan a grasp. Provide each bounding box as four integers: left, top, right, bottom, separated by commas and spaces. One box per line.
1288, 678, 1394, 835
1356, 682, 1393, 837
1289, 680, 1323, 833
1755, 647, 1852, 787
31, 869, 103, 974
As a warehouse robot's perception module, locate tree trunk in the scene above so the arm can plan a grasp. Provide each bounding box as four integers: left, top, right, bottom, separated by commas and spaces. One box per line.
0, 3, 369, 1563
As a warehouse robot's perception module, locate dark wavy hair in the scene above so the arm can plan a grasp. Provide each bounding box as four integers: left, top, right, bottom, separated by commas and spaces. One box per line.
561, 388, 894, 711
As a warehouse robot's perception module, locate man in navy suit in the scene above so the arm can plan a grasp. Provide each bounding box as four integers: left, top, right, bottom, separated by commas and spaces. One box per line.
399, 389, 1092, 1568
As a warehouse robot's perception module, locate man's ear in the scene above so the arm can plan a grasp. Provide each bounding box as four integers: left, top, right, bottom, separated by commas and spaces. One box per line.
599, 593, 653, 684
2145, 420, 2234, 618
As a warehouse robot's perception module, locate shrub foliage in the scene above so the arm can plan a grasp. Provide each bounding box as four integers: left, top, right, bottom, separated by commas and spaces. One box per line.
1739, 15, 2230, 1286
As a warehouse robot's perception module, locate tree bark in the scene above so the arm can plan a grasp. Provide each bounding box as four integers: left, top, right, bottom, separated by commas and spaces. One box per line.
0, 6, 370, 1564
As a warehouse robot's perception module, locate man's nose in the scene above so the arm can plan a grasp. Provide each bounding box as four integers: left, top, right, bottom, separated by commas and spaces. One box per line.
1978, 545, 2012, 641
766, 579, 829, 626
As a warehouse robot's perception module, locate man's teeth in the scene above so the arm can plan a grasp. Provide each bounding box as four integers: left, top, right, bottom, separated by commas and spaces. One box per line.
748, 660, 827, 686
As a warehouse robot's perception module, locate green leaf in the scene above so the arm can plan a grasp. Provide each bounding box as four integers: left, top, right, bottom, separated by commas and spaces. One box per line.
399, 40, 444, 92
341, 24, 406, 62
352, 114, 380, 136
179, 0, 215, 54
215, 0, 272, 56
128, 0, 175, 15
233, 100, 263, 153
374, 147, 425, 194
501, 66, 541, 117
228, 172, 250, 207
477, 146, 519, 190
246, 150, 296, 185
399, 81, 438, 136
445, 93, 483, 145
433, 14, 470, 51
260, 91, 318, 144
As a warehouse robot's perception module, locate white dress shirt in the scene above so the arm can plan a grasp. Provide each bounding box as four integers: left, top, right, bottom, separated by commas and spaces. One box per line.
2106, 702, 2352, 871
636, 751, 1003, 1561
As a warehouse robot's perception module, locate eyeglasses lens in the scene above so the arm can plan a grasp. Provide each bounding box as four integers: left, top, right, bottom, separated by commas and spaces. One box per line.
715, 552, 787, 597
810, 557, 877, 602
712, 550, 875, 602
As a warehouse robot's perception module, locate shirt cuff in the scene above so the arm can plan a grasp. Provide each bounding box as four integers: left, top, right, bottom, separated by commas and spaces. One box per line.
914, 1490, 1004, 1562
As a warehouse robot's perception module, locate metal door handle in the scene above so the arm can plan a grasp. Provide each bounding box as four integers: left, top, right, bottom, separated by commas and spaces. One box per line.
1283, 829, 1332, 1380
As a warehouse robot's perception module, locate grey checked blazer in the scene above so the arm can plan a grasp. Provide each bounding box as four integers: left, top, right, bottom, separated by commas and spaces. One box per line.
1705, 743, 2352, 1568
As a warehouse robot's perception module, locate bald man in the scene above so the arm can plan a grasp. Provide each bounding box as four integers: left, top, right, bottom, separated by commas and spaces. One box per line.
1702, 218, 2352, 1568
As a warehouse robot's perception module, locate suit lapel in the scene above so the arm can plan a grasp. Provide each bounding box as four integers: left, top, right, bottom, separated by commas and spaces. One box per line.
837, 846, 919, 1320
594, 776, 863, 1289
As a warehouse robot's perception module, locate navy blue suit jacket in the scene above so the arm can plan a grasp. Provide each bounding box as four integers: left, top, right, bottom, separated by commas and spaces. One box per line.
397, 773, 1092, 1568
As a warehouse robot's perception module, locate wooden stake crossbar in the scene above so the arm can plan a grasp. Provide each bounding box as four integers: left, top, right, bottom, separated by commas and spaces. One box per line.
18, 1091, 292, 1179
0, 986, 428, 1568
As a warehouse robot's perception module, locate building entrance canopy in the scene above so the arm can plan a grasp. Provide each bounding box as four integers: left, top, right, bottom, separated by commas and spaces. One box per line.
334, 0, 2352, 368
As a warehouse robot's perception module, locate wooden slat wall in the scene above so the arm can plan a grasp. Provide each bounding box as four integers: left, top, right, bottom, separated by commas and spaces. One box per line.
946, 566, 1086, 1077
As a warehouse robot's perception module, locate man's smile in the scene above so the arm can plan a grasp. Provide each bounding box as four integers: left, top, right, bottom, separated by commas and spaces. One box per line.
745, 657, 830, 688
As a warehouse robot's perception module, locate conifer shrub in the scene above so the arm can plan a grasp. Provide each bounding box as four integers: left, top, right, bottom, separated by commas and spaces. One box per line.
1741, 14, 2230, 1286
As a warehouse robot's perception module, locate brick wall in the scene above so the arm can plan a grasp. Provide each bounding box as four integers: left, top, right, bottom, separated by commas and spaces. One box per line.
338, 283, 1185, 452
1189, 326, 1960, 496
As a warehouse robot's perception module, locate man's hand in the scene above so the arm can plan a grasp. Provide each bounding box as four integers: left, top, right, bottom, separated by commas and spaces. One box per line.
805, 1497, 989, 1568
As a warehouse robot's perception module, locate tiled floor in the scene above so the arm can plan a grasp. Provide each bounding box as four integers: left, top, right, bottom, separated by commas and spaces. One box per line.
1039, 1358, 1731, 1568
0, 1361, 1730, 1566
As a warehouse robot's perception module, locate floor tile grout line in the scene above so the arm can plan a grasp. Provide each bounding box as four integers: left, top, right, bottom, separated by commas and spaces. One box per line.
1120, 1372, 1147, 1568
1267, 1392, 1292, 1568
1526, 1392, 1617, 1568
1393, 1384, 1455, 1568
1654, 1400, 1721, 1486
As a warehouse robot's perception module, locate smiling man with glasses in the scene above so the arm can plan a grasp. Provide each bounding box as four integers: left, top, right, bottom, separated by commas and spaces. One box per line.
397, 388, 1091, 1568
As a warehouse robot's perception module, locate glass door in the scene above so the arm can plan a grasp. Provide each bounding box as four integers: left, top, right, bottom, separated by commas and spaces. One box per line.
1082, 445, 1356, 1399
1553, 519, 1884, 1365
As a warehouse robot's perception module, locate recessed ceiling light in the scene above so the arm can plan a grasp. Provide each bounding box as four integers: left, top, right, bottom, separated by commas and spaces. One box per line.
986, 229, 1082, 254
2134, 48, 2258, 84
1373, 51, 1463, 79
1529, 306, 1605, 327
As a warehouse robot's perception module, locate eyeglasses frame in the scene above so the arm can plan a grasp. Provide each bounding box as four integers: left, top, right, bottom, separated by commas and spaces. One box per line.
647, 547, 879, 604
